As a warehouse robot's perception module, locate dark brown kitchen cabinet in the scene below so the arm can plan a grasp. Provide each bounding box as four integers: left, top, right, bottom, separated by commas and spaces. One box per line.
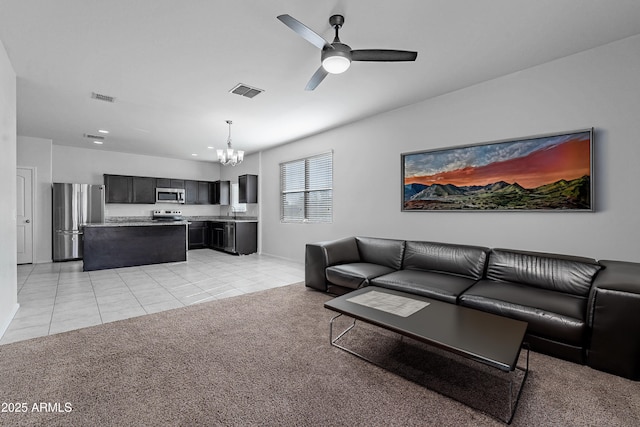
157, 178, 185, 189
132, 176, 156, 204
198, 181, 211, 204
238, 174, 258, 203
211, 180, 230, 205
188, 221, 208, 249
235, 222, 258, 255
106, 174, 219, 204
209, 221, 225, 250
104, 174, 132, 203
105, 174, 155, 204
156, 178, 170, 188
185, 180, 211, 205
185, 180, 198, 204
207, 221, 257, 255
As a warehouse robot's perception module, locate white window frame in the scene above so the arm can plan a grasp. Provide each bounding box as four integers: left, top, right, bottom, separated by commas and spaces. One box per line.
280, 151, 333, 223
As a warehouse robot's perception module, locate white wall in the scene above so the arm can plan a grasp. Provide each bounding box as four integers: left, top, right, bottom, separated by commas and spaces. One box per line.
260, 34, 640, 263
0, 39, 18, 337
17, 136, 52, 263
53, 144, 221, 183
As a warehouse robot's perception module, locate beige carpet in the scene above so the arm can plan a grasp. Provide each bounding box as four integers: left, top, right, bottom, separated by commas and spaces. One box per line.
0, 283, 639, 426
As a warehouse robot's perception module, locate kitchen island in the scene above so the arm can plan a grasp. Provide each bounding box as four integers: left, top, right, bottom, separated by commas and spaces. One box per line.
82, 221, 187, 271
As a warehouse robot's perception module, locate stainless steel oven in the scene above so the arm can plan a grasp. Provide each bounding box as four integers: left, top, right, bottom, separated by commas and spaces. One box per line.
156, 188, 185, 204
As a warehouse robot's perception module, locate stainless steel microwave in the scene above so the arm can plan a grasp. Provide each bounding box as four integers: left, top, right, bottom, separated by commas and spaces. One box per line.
156, 188, 185, 204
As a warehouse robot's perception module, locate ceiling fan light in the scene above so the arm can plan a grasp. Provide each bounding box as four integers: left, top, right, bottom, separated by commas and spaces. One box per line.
322, 55, 351, 74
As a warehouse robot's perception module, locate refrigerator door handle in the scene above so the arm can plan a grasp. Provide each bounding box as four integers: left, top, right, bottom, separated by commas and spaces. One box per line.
55, 230, 83, 235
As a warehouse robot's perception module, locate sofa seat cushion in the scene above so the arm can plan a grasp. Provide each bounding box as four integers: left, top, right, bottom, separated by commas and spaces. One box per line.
326, 263, 395, 290
459, 280, 587, 346
371, 270, 477, 304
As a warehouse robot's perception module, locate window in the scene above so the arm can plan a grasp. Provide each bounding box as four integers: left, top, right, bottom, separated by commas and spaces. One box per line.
280, 151, 333, 223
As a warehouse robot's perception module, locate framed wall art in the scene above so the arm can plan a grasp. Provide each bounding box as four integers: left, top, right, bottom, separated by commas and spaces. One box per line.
402, 128, 594, 211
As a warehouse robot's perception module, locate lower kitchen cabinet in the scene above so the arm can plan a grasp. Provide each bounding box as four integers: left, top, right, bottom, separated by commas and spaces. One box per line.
188, 221, 208, 249
206, 221, 257, 255
209, 222, 225, 250
234, 222, 257, 255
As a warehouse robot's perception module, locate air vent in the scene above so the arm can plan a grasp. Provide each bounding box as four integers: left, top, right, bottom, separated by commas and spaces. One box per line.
91, 92, 116, 103
83, 133, 105, 140
229, 83, 264, 98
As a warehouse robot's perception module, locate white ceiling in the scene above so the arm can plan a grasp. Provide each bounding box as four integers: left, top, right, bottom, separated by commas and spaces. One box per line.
2, 0, 640, 162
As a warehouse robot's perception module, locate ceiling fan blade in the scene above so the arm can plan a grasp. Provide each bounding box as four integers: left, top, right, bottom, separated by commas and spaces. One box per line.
277, 14, 330, 50
351, 49, 418, 62
305, 67, 329, 91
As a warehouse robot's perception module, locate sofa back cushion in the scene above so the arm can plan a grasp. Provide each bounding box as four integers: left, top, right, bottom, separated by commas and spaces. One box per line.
356, 237, 405, 270
323, 237, 361, 266
403, 241, 489, 279
486, 249, 602, 296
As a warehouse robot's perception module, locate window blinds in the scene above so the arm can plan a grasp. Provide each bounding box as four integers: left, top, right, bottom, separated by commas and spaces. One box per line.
280, 151, 333, 223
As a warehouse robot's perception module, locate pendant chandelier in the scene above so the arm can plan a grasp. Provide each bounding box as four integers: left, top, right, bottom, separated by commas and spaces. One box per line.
217, 120, 244, 166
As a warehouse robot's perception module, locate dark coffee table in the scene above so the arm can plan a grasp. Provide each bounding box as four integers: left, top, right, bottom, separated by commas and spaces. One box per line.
324, 286, 529, 424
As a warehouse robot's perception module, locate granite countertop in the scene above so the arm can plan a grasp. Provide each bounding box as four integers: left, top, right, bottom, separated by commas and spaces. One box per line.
86, 216, 259, 227
185, 216, 258, 223
84, 219, 188, 228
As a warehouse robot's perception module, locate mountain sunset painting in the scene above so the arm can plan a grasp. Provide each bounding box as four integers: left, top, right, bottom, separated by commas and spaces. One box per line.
403, 130, 593, 210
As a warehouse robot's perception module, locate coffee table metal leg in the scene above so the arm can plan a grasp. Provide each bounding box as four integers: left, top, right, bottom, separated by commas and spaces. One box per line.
507, 343, 529, 424
329, 314, 376, 363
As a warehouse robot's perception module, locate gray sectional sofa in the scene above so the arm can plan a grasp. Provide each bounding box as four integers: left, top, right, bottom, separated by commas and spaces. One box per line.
305, 236, 640, 380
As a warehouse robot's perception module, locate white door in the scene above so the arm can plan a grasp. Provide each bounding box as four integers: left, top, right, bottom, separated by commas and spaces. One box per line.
17, 167, 34, 264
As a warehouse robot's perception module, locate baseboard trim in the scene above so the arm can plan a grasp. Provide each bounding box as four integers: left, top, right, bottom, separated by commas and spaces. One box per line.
0, 303, 20, 340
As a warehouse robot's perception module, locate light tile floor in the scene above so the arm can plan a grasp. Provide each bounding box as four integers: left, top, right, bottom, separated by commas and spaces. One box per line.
1, 249, 304, 345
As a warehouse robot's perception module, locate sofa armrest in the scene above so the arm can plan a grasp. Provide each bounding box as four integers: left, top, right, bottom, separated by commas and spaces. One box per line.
587, 260, 640, 380
305, 237, 360, 291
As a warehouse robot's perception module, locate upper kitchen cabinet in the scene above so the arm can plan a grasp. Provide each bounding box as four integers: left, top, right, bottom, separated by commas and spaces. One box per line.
185, 180, 212, 204
104, 174, 132, 203
105, 174, 155, 204
185, 180, 198, 204
198, 181, 211, 204
132, 176, 156, 204
105, 174, 217, 204
157, 178, 185, 189
238, 174, 258, 203
211, 180, 230, 205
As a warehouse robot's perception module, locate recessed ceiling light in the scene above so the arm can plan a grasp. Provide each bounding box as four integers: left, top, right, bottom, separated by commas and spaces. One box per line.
207, 146, 214, 149
93, 141, 103, 145
191, 153, 198, 156
98, 129, 109, 134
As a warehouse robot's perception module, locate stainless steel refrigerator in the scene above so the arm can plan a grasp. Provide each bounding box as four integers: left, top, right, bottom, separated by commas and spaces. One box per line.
52, 183, 105, 261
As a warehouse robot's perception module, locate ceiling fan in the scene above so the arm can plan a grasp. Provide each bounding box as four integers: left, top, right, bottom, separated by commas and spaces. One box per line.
277, 14, 418, 90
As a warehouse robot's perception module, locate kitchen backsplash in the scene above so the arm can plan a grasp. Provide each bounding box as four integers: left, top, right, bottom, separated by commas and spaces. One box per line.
104, 203, 220, 218
104, 202, 259, 219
